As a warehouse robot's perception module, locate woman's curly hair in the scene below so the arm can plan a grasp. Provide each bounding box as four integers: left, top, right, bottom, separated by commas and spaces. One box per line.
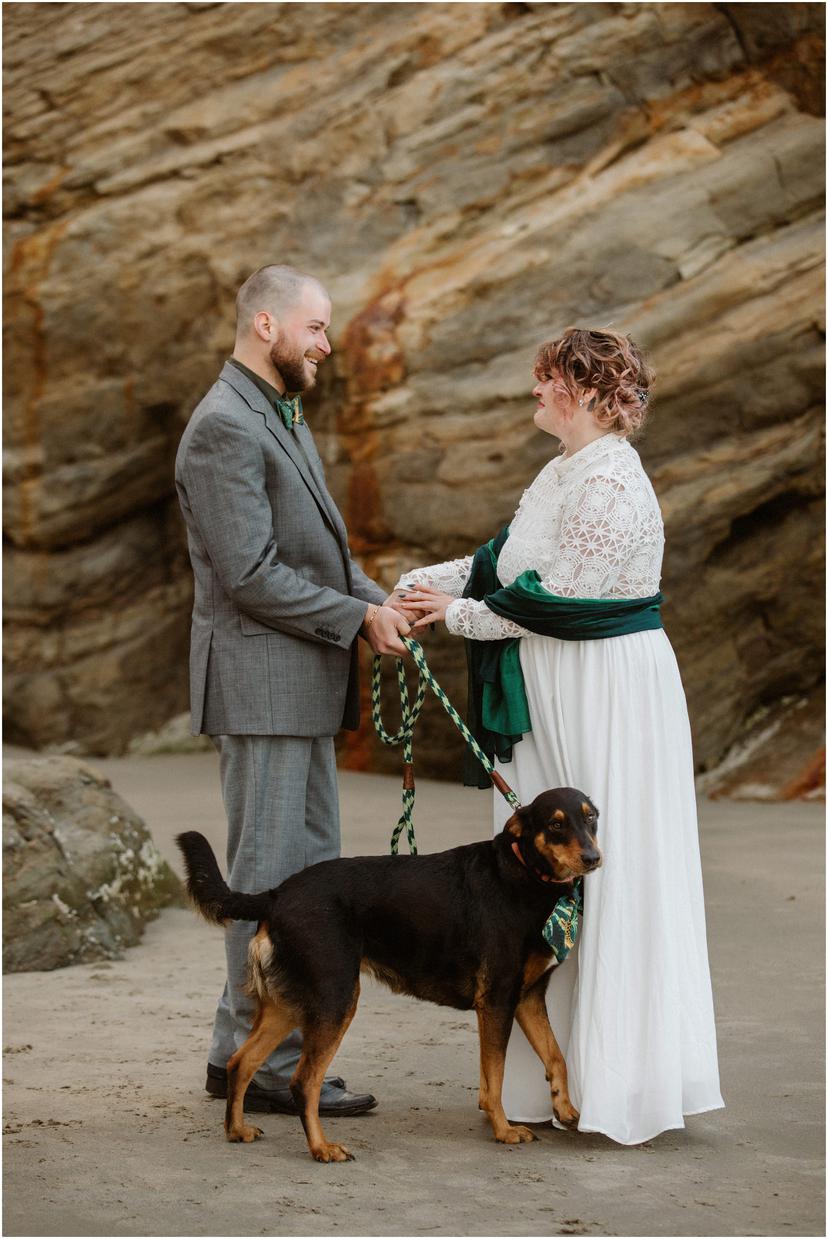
533, 328, 655, 437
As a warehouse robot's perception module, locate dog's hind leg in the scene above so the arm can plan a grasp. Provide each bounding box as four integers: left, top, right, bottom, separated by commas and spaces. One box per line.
224, 999, 297, 1143
515, 980, 579, 1128
291, 983, 360, 1164
476, 1003, 538, 1145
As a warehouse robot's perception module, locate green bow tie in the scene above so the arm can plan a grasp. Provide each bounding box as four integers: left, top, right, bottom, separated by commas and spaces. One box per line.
275, 394, 304, 431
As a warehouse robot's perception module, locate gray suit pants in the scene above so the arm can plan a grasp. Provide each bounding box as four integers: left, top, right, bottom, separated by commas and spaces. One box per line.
208, 734, 340, 1085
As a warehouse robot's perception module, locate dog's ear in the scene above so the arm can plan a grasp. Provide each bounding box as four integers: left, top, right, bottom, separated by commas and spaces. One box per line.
505, 807, 529, 837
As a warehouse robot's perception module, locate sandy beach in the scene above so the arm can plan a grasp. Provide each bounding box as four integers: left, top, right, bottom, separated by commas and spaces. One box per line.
3, 752, 824, 1237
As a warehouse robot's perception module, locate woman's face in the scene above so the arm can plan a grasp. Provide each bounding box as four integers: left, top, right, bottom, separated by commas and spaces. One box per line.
532, 370, 576, 438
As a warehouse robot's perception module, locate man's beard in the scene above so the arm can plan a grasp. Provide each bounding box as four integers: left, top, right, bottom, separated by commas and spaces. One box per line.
270, 334, 313, 392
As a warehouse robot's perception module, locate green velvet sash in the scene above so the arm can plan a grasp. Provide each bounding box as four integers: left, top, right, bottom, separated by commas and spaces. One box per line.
462, 526, 663, 787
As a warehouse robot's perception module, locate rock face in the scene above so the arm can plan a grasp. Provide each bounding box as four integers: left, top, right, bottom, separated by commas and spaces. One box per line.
3, 756, 181, 972
698, 686, 825, 801
3, 3, 824, 791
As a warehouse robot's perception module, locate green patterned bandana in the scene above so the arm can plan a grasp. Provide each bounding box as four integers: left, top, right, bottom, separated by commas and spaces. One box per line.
542, 881, 583, 964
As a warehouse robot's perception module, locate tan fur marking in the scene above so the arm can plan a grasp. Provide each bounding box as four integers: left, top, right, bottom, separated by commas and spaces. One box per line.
553, 809, 566, 822
515, 988, 579, 1128
476, 1007, 538, 1145
361, 958, 409, 994
521, 951, 554, 992
293, 986, 360, 1163
225, 999, 298, 1143
505, 813, 523, 837
557, 840, 586, 872
473, 967, 491, 1007
247, 925, 274, 1002
534, 834, 586, 877
581, 802, 591, 817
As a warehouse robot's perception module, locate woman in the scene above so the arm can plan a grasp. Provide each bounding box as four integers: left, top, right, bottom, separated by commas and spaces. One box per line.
395, 328, 723, 1146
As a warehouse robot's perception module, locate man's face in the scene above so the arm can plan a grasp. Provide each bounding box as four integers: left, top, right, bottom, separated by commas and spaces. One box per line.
269, 284, 332, 393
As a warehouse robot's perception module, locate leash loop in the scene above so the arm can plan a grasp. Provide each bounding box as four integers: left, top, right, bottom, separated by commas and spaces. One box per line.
370, 642, 427, 854
371, 636, 518, 854
370, 635, 581, 964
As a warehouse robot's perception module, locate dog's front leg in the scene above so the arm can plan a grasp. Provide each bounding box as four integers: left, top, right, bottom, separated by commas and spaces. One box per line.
515, 980, 579, 1128
475, 1004, 538, 1145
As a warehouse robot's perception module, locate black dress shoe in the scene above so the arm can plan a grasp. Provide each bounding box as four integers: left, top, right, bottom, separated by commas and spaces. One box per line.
205, 1064, 377, 1116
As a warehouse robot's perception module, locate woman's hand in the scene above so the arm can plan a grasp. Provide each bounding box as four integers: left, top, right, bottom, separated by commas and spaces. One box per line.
396, 585, 455, 629
382, 590, 412, 617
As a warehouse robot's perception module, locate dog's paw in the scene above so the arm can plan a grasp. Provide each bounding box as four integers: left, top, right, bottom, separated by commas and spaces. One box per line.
554, 1101, 580, 1129
311, 1141, 354, 1163
497, 1124, 538, 1144
226, 1123, 264, 1143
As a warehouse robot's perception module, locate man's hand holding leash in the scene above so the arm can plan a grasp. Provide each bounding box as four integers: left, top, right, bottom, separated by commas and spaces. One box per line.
362, 602, 411, 655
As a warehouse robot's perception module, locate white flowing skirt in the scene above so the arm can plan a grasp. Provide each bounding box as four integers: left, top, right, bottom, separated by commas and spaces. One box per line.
493, 629, 724, 1145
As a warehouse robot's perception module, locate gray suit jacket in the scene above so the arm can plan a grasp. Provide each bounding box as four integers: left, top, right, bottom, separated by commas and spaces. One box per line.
175, 362, 385, 736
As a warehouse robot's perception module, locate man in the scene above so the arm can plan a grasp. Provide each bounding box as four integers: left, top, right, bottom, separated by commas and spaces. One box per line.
175, 264, 409, 1116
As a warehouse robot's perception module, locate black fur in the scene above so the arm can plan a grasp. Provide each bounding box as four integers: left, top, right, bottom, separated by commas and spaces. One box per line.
176, 787, 601, 1158
175, 830, 270, 925
176, 786, 600, 1028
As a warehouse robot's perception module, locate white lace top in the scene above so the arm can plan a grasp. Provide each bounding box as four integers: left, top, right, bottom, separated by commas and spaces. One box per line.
397, 434, 665, 641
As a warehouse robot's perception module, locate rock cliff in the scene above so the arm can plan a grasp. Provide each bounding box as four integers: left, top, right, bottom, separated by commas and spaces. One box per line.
4, 3, 824, 791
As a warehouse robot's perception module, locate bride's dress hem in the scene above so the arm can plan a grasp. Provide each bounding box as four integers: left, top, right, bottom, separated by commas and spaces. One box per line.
508, 1099, 726, 1147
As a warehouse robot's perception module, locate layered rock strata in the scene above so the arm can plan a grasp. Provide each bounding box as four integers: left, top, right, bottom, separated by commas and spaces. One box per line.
4, 3, 824, 792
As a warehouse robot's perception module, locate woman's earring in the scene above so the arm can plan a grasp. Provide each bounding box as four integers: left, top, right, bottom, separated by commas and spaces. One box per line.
578, 399, 584, 406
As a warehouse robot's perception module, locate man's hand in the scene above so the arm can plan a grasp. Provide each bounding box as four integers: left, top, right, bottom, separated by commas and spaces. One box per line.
361, 604, 411, 655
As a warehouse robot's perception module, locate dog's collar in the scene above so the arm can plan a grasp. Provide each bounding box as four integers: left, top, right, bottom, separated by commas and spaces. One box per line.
510, 839, 560, 886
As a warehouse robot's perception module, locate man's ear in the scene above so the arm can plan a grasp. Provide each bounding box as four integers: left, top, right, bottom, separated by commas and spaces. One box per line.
505, 807, 528, 837
253, 310, 275, 341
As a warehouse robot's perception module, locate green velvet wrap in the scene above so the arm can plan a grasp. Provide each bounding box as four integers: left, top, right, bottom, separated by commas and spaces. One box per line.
461, 526, 663, 788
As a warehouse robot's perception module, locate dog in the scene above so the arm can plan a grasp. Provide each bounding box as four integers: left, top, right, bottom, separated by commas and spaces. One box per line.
176, 786, 601, 1163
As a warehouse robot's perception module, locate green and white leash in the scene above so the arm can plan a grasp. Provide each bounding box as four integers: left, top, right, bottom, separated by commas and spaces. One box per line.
371, 636, 520, 855
370, 635, 582, 963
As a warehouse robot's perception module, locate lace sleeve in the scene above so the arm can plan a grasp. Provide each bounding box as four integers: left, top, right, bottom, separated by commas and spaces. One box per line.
395, 556, 473, 598
540, 474, 642, 597
445, 598, 529, 640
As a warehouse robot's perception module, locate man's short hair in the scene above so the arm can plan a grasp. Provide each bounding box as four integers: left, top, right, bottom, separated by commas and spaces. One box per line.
235, 265, 327, 333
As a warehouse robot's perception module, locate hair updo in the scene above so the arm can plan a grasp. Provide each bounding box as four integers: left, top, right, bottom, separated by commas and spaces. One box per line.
533, 328, 655, 437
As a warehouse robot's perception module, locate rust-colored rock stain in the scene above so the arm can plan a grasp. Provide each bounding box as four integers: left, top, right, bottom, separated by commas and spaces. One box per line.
335, 290, 412, 771
9, 221, 70, 548
338, 289, 407, 555
781, 748, 826, 802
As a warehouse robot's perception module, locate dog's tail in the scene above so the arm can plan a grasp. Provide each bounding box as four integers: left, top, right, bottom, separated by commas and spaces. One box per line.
175, 832, 270, 926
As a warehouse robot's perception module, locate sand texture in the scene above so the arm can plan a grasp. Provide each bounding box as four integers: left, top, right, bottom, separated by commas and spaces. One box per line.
3, 756, 824, 1236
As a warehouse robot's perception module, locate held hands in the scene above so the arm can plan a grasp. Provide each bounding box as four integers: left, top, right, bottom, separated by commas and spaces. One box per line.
381, 591, 411, 618
361, 603, 411, 655
393, 585, 455, 630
